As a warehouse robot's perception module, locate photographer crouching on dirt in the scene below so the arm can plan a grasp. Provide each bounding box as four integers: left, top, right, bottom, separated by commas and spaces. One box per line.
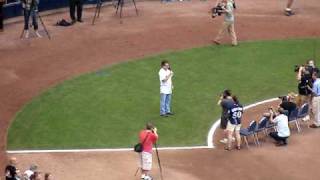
268, 107, 291, 147
212, 0, 237, 46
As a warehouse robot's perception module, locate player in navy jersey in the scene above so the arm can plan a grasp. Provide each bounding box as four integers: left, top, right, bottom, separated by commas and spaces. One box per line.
225, 96, 243, 150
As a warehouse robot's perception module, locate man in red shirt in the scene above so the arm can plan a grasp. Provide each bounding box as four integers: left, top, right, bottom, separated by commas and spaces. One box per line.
139, 122, 158, 180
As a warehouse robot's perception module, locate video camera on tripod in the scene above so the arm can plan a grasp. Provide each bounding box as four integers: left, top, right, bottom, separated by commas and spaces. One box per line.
211, 0, 236, 18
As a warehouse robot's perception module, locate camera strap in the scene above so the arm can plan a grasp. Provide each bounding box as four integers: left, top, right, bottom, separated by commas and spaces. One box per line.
141, 132, 150, 145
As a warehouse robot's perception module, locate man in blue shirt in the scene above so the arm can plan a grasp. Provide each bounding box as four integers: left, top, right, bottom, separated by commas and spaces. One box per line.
309, 71, 320, 128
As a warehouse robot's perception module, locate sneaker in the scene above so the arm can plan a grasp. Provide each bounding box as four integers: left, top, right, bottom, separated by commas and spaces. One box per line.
35, 31, 42, 38
284, 10, 294, 16
144, 175, 153, 180
232, 137, 236, 142
302, 115, 310, 121
219, 138, 228, 144
24, 30, 30, 39
212, 40, 220, 45
309, 124, 320, 128
166, 112, 174, 116
160, 114, 169, 117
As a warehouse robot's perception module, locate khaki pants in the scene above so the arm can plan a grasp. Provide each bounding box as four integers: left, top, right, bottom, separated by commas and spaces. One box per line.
312, 96, 320, 126
215, 21, 237, 45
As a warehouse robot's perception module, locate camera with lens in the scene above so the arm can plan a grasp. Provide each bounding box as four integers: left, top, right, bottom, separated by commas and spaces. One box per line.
211, 3, 225, 18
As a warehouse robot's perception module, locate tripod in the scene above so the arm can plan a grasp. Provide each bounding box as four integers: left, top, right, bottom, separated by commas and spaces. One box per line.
154, 143, 164, 180
116, 0, 138, 19
92, 0, 104, 25
20, 10, 51, 39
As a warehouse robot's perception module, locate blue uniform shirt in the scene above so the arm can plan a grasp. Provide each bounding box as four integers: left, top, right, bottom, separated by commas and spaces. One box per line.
227, 103, 243, 125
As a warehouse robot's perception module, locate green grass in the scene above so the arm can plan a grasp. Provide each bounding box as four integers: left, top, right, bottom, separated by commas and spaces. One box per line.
7, 38, 320, 150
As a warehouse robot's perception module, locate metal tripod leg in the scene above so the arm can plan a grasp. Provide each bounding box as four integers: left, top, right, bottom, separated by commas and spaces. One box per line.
37, 12, 51, 39
132, 0, 138, 15
116, 0, 121, 14
92, 1, 102, 25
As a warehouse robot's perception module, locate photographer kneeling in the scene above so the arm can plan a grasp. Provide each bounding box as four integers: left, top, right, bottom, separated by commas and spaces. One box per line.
268, 107, 291, 147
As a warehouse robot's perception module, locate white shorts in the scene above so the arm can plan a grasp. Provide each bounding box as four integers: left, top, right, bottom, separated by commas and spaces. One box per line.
139, 152, 152, 171
226, 121, 241, 132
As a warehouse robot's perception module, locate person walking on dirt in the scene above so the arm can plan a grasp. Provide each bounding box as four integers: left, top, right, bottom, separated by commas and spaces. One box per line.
139, 122, 158, 180
69, 0, 83, 24
213, 0, 237, 46
159, 60, 174, 117
284, 0, 294, 16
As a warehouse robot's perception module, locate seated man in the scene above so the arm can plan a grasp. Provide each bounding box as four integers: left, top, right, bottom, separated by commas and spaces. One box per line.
268, 107, 291, 146
279, 93, 297, 117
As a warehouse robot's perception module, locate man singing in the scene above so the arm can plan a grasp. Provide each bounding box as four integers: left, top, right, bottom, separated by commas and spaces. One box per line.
159, 60, 174, 117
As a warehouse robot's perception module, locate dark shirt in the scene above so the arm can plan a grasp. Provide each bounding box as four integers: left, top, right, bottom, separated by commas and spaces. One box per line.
280, 101, 297, 116
5, 165, 17, 180
220, 98, 234, 121
227, 103, 243, 125
298, 76, 312, 95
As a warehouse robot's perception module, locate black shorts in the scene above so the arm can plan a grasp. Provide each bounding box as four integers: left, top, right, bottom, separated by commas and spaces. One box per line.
220, 117, 228, 130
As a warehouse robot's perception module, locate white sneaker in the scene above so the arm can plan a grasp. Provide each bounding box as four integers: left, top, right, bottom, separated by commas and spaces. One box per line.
220, 137, 235, 144
24, 30, 29, 39
35, 31, 42, 38
219, 138, 228, 144
144, 175, 153, 180
302, 115, 310, 122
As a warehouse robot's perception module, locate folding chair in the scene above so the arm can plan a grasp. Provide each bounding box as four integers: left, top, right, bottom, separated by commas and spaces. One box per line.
288, 108, 301, 132
240, 120, 259, 148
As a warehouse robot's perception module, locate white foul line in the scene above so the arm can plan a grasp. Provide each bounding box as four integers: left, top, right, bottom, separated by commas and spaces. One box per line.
7, 98, 278, 154
207, 98, 278, 148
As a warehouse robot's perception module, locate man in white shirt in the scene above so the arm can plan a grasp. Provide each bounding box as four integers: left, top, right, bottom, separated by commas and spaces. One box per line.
158, 60, 174, 117
268, 107, 291, 146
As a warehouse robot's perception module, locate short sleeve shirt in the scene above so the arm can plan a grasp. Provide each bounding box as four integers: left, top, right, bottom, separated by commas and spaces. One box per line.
139, 130, 158, 153
312, 78, 320, 96
159, 68, 173, 94
272, 114, 290, 137
224, 1, 235, 22
5, 165, 17, 180
220, 98, 234, 121
227, 103, 243, 125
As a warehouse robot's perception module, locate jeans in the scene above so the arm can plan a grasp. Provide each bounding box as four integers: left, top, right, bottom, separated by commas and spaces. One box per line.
269, 132, 288, 144
160, 93, 172, 115
24, 9, 38, 30
69, 0, 83, 21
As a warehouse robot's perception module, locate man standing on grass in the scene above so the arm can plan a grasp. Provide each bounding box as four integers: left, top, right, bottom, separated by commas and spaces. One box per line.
309, 71, 320, 128
139, 122, 158, 180
213, 0, 237, 46
159, 60, 174, 117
